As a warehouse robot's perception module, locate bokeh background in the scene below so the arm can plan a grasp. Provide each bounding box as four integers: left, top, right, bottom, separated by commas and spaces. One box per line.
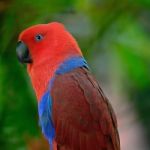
0, 0, 150, 150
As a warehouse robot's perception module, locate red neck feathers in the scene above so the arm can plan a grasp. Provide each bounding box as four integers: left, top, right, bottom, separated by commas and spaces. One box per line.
27, 53, 80, 101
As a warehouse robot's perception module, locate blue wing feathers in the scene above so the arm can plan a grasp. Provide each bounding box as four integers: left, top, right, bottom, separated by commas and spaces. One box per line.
38, 91, 55, 149
56, 56, 89, 75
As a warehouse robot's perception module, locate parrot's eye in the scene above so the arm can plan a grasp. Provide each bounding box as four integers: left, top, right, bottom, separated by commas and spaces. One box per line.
35, 34, 43, 41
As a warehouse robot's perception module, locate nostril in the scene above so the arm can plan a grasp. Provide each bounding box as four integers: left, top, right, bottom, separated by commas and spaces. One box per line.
16, 41, 24, 49
17, 40, 22, 45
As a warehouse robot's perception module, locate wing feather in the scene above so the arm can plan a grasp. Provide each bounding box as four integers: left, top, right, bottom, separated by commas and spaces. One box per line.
51, 67, 120, 150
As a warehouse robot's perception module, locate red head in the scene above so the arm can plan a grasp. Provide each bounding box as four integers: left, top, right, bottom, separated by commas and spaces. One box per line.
16, 22, 82, 100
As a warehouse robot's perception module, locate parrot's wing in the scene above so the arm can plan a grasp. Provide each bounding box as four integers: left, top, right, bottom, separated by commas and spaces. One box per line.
51, 67, 120, 150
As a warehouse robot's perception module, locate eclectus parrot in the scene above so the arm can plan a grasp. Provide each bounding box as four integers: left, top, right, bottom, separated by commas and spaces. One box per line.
16, 22, 120, 150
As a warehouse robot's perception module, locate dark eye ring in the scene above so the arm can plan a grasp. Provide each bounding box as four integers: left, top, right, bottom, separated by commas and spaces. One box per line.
35, 34, 43, 41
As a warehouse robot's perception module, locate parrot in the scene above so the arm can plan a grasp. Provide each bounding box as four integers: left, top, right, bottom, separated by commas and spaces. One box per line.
16, 22, 120, 150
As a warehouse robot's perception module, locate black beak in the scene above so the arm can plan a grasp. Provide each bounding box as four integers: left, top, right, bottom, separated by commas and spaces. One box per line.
16, 41, 32, 63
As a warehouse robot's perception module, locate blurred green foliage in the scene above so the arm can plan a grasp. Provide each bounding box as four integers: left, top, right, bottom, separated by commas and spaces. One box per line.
0, 0, 150, 149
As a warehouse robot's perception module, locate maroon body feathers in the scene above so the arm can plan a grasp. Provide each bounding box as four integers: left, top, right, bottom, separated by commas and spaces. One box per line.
51, 68, 120, 150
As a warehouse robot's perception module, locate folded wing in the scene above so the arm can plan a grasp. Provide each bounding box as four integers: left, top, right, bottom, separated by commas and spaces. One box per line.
51, 68, 120, 150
